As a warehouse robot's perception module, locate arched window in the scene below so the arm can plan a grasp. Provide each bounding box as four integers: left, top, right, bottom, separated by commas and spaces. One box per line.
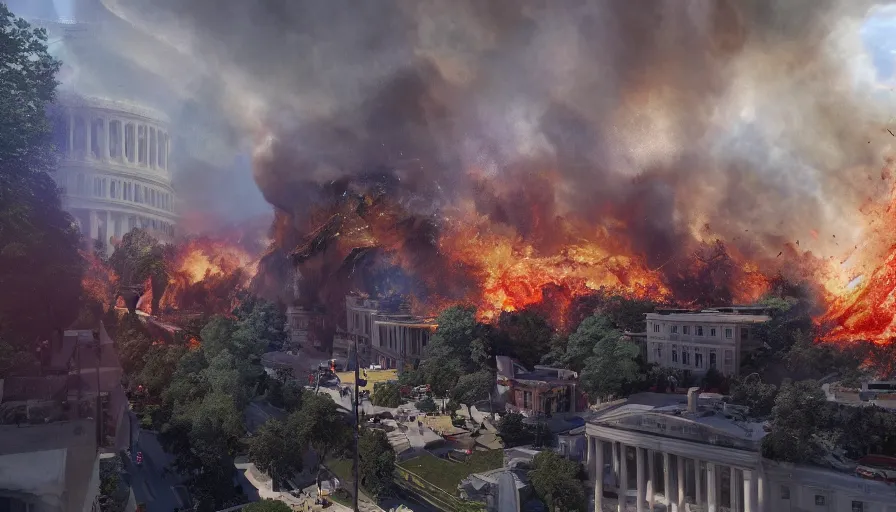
76, 174, 85, 195
90, 119, 103, 159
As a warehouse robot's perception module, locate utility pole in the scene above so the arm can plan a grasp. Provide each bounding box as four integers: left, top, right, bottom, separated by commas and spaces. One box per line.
352, 339, 361, 512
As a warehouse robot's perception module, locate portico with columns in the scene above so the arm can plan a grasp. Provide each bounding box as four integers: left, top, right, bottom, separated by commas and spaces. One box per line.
585, 423, 765, 512
582, 393, 896, 512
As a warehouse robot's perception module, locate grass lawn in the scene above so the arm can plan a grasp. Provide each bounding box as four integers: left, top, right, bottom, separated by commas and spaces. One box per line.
397, 449, 503, 495
336, 369, 398, 393
325, 457, 355, 484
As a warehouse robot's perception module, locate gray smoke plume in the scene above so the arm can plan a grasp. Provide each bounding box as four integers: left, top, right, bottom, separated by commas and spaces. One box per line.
98, 0, 896, 304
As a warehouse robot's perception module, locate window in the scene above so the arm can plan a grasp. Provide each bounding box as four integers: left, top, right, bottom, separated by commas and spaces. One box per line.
852, 501, 864, 512
709, 351, 717, 368
724, 328, 733, 338
682, 325, 690, 335
671, 325, 679, 334
655, 344, 662, 361
682, 349, 690, 365
671, 349, 678, 363
696, 326, 704, 336
653, 323, 661, 333
741, 328, 750, 340
724, 350, 733, 366
109, 120, 121, 158
694, 350, 703, 369
523, 391, 532, 409
815, 495, 826, 506
710, 327, 716, 337
125, 123, 135, 162
780, 486, 790, 499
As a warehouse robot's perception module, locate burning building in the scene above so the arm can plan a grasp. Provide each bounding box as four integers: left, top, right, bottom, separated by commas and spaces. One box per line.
10, 0, 180, 255
333, 293, 436, 372
42, 0, 896, 349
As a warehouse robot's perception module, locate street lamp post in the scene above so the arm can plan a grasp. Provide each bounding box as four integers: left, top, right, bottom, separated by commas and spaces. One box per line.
352, 340, 361, 512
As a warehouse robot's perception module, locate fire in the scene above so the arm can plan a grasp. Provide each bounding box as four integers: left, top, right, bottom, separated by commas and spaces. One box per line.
438, 213, 672, 320
156, 237, 259, 315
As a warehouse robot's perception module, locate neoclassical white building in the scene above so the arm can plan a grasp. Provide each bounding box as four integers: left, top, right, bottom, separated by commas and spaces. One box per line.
51, 93, 177, 254
13, 0, 179, 255
583, 391, 896, 512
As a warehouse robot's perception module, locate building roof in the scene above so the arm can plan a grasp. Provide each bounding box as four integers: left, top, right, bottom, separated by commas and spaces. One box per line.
589, 392, 767, 445
645, 312, 770, 324
373, 314, 437, 328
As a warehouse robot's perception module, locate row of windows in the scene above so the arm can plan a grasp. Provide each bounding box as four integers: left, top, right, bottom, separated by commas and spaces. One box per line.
654, 343, 734, 370
73, 174, 174, 212
53, 114, 170, 170
651, 323, 750, 340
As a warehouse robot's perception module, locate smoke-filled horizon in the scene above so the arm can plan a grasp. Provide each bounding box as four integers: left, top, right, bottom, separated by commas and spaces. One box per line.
82, 0, 896, 336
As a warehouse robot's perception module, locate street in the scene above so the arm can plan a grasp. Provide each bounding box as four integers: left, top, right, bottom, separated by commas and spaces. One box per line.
129, 430, 190, 512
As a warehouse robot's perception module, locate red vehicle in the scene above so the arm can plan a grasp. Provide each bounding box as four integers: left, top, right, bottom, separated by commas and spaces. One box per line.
855, 455, 896, 482
135, 451, 143, 467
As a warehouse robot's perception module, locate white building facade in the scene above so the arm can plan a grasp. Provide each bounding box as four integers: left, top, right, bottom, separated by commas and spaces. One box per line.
51, 94, 177, 254
584, 394, 896, 512
644, 311, 771, 377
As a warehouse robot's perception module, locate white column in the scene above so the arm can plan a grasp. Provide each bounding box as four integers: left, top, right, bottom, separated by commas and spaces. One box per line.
618, 445, 628, 512
647, 450, 655, 511
743, 469, 755, 512
89, 210, 98, 241
757, 471, 765, 512
119, 121, 126, 163
594, 440, 604, 512
636, 447, 645, 512
706, 462, 717, 512
695, 460, 703, 509
730, 467, 740, 511
86, 119, 93, 159
663, 453, 671, 512
105, 211, 113, 255
612, 442, 620, 488
587, 436, 594, 466
676, 456, 685, 512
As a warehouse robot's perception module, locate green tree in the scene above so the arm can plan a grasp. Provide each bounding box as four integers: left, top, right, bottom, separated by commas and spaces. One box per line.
289, 393, 350, 483
137, 344, 186, 397
573, 315, 642, 401
0, 4, 83, 345
529, 451, 586, 512
451, 370, 495, 416
497, 412, 531, 447
493, 310, 553, 369
761, 380, 826, 463
243, 501, 291, 512
728, 374, 778, 417
108, 229, 168, 314
415, 396, 437, 413
358, 428, 396, 498
371, 381, 402, 408
233, 293, 288, 351
248, 419, 305, 481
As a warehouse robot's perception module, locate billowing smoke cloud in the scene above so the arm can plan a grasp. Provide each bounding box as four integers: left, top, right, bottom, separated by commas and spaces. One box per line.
97, 0, 896, 318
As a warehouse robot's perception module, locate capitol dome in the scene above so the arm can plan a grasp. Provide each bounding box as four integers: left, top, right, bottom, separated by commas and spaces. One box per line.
10, 0, 179, 254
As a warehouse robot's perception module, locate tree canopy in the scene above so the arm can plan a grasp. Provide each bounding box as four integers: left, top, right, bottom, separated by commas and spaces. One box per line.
248, 418, 305, 482
0, 4, 83, 343
358, 428, 396, 498
529, 451, 586, 512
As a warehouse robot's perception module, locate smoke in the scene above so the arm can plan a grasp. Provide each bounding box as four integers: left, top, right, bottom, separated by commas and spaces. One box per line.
93, 0, 896, 312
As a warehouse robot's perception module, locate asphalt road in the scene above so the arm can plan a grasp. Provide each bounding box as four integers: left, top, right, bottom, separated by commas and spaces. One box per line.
129, 429, 190, 512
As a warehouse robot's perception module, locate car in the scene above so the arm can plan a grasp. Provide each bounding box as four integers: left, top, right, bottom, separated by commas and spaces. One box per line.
135, 451, 143, 467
